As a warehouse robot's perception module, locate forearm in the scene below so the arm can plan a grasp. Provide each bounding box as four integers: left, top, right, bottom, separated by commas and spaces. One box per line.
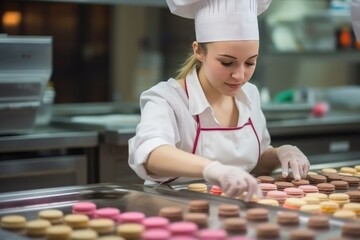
145, 145, 212, 178
250, 147, 280, 176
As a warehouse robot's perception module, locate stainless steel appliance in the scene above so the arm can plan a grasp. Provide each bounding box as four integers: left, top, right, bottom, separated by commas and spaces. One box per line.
0, 35, 52, 134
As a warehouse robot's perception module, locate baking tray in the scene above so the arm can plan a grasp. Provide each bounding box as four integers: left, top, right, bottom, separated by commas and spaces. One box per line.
0, 183, 355, 240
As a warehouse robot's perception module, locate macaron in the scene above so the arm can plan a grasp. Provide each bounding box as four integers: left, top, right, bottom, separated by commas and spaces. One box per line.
257, 198, 279, 207
159, 206, 183, 222
333, 210, 357, 220
88, 218, 115, 235
198, 228, 227, 240
117, 223, 144, 240
301, 196, 320, 205
183, 213, 208, 228
276, 211, 299, 225
25, 219, 51, 237
38, 209, 64, 225
305, 192, 328, 202
274, 181, 294, 191
168, 221, 198, 236
246, 208, 269, 221
326, 173, 343, 182
307, 215, 330, 229
328, 193, 350, 207
71, 229, 98, 240
319, 201, 339, 215
342, 202, 360, 216
256, 175, 275, 184
210, 185, 222, 195
64, 214, 89, 229
222, 217, 247, 233
266, 190, 287, 204
142, 216, 169, 229
95, 208, 120, 221
188, 200, 209, 214
284, 187, 304, 198
346, 190, 360, 203
342, 176, 360, 186
97, 236, 125, 240
321, 168, 338, 174
316, 183, 335, 195
1, 215, 27, 231
187, 183, 208, 193
283, 198, 306, 210
118, 211, 145, 224
72, 202, 97, 218
289, 229, 315, 240
340, 167, 357, 175
291, 179, 310, 187
46, 225, 73, 240
298, 185, 319, 194
218, 204, 240, 218
299, 204, 321, 214
307, 175, 327, 185
256, 223, 280, 239
258, 183, 277, 196
142, 229, 171, 240
329, 180, 349, 191
341, 222, 360, 238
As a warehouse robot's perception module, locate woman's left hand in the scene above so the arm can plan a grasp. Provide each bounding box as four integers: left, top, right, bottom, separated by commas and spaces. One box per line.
276, 145, 310, 180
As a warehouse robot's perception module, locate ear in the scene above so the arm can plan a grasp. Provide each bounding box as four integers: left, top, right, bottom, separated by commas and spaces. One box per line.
192, 41, 204, 62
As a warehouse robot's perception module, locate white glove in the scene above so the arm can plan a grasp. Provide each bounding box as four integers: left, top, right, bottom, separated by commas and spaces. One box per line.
202, 161, 262, 201
277, 145, 310, 180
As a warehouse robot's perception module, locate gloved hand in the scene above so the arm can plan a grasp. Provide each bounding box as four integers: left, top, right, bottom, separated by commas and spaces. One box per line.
277, 145, 310, 180
203, 161, 262, 201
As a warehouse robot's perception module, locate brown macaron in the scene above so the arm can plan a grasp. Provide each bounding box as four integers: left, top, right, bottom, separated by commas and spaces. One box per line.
289, 229, 315, 240
346, 190, 360, 203
316, 183, 336, 195
307, 175, 327, 185
326, 173, 343, 182
246, 208, 269, 222
291, 179, 310, 187
159, 206, 183, 222
222, 217, 247, 233
183, 213, 208, 228
217, 204, 240, 218
342, 176, 360, 186
276, 211, 299, 225
256, 175, 275, 184
307, 215, 330, 229
188, 200, 209, 214
330, 180, 349, 191
341, 222, 360, 238
256, 223, 280, 238
274, 181, 294, 191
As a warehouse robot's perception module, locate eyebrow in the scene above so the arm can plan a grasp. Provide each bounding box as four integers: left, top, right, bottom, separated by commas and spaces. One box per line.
218, 54, 258, 60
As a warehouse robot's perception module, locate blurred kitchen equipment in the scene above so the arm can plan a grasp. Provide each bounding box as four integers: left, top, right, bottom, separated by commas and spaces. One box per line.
0, 35, 52, 134
35, 81, 55, 125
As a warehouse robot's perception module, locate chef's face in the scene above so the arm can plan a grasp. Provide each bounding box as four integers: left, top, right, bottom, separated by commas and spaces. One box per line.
194, 40, 259, 96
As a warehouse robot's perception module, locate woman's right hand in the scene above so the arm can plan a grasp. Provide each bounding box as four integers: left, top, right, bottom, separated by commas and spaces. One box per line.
202, 161, 262, 201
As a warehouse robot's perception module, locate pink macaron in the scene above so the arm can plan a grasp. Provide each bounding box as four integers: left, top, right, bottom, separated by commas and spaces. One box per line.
72, 201, 97, 218
169, 221, 198, 236
259, 183, 277, 196
284, 187, 305, 198
95, 207, 120, 221
298, 185, 319, 193
266, 190, 288, 204
143, 216, 170, 229
118, 211, 145, 224
142, 229, 171, 240
198, 229, 227, 240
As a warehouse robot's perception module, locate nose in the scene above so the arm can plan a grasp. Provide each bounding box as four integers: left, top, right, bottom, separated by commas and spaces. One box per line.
231, 65, 245, 81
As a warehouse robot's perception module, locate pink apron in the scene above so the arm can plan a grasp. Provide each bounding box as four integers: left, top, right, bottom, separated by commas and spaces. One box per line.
162, 80, 261, 184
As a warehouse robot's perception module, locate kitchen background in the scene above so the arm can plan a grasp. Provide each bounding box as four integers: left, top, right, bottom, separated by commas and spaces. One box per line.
1, 0, 359, 104
1, 0, 360, 193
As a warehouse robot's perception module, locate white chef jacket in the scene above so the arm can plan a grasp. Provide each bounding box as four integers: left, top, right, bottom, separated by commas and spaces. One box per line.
128, 68, 271, 184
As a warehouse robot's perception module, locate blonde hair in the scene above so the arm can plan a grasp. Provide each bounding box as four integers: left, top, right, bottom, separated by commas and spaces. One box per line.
175, 43, 207, 80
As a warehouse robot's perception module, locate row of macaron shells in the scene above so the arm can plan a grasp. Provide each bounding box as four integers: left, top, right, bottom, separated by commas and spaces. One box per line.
1, 199, 324, 240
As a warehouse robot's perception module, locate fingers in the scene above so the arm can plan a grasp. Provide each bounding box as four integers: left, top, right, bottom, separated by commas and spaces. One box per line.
244, 177, 260, 202
280, 159, 289, 178
289, 159, 301, 180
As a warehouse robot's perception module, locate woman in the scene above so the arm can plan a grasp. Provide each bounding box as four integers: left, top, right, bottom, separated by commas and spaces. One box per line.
129, 0, 310, 200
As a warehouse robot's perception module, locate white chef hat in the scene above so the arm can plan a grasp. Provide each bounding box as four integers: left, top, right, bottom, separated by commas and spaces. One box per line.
166, 0, 272, 42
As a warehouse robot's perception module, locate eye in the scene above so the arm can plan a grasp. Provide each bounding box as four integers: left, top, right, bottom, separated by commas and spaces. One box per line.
246, 62, 256, 66
220, 61, 234, 67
